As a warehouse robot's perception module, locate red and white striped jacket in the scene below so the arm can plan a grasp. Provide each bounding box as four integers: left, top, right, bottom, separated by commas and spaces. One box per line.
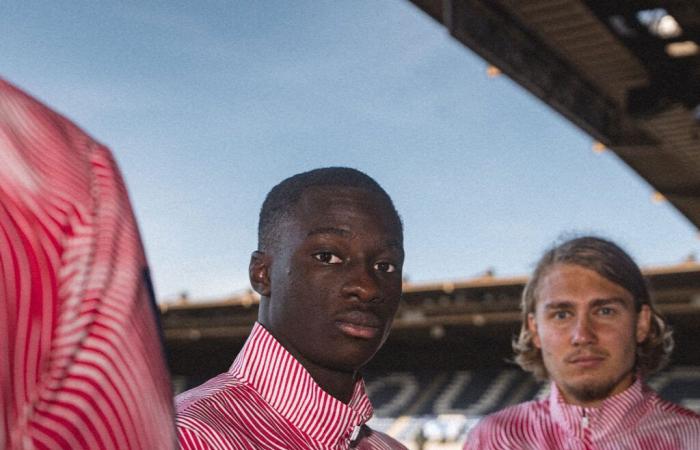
176, 322, 407, 449
464, 378, 700, 450
0, 78, 177, 449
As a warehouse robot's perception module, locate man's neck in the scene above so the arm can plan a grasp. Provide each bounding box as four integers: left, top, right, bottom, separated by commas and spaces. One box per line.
304, 364, 358, 404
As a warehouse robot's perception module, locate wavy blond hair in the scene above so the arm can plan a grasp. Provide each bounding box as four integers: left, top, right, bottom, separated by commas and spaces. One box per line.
513, 236, 674, 381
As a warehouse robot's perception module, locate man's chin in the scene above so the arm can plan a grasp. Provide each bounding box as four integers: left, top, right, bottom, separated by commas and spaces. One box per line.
563, 380, 617, 404
326, 342, 381, 372
560, 371, 634, 405
344, 348, 380, 370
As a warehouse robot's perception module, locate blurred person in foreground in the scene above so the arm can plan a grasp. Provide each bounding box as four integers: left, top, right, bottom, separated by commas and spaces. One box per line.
0, 78, 177, 449
176, 167, 407, 449
465, 236, 700, 449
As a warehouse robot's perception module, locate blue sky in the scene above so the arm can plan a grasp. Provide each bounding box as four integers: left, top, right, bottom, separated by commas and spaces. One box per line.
4, 1, 698, 301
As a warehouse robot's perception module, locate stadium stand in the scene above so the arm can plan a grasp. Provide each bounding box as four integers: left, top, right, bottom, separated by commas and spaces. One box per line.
162, 262, 700, 449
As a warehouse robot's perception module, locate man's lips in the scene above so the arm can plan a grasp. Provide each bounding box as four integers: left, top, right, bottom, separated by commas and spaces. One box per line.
335, 311, 383, 340
566, 352, 607, 368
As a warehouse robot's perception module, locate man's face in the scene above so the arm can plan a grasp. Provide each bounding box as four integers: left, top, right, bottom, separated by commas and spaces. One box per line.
259, 186, 404, 374
528, 264, 651, 406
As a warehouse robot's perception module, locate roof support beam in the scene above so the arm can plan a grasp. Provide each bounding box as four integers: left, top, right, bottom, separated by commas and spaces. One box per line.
441, 0, 655, 146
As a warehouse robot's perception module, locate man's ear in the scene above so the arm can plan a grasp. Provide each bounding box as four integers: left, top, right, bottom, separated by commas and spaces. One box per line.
249, 251, 271, 297
636, 304, 652, 344
528, 313, 542, 349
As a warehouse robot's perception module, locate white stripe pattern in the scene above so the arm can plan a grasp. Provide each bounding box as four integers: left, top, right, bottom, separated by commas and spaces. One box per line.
464, 378, 700, 449
0, 78, 177, 450
176, 322, 406, 449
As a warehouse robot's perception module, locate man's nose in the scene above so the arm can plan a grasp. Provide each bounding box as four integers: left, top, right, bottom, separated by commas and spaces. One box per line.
571, 314, 596, 345
341, 263, 380, 303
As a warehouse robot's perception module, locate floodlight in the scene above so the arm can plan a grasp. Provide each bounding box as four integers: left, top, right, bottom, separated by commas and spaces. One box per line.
665, 41, 700, 58
636, 8, 683, 39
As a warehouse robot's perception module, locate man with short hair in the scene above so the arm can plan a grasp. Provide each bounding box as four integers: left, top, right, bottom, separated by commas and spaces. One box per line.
465, 236, 700, 449
176, 167, 407, 449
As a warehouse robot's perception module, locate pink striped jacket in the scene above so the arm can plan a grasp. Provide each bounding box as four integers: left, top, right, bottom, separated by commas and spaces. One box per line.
176, 322, 406, 449
0, 78, 177, 449
464, 378, 700, 450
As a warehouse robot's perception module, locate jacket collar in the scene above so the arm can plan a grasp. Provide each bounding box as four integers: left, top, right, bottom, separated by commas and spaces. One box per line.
549, 377, 650, 439
229, 322, 374, 446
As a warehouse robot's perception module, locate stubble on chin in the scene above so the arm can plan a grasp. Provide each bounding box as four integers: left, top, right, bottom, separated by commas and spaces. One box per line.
563, 381, 615, 404
560, 371, 633, 405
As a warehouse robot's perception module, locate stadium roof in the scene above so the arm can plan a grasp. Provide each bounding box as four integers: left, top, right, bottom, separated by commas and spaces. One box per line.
408, 0, 700, 229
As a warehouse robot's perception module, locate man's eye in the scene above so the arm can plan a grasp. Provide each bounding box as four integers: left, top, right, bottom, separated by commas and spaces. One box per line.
374, 262, 396, 273
553, 311, 570, 320
598, 307, 615, 316
313, 252, 342, 264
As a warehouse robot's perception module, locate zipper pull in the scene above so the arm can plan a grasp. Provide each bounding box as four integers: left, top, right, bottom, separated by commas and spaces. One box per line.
581, 409, 589, 428
350, 425, 361, 442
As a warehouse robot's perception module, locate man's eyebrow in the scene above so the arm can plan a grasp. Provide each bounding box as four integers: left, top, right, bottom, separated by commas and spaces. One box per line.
306, 227, 352, 238
590, 297, 630, 308
542, 298, 630, 310
542, 300, 574, 310
306, 228, 404, 252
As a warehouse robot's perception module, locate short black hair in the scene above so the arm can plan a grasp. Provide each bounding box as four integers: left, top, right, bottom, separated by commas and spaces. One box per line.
258, 167, 402, 251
